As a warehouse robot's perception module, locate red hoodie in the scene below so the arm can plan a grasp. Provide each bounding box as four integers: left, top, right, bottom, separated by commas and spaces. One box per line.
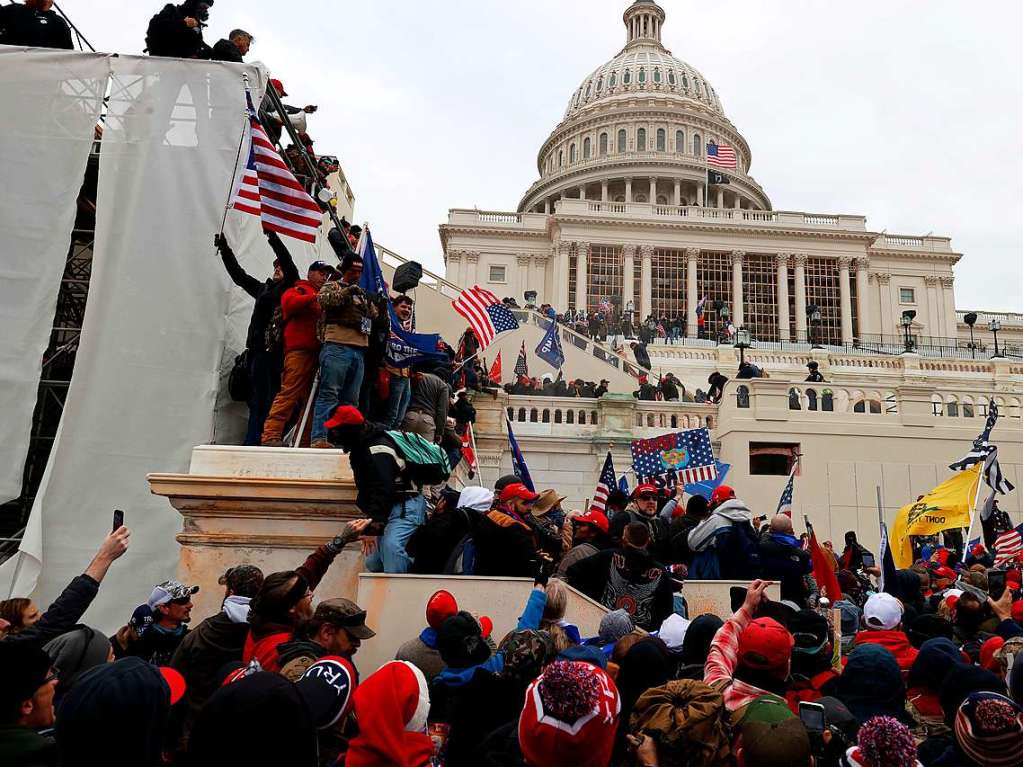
851, 629, 919, 673
280, 280, 321, 353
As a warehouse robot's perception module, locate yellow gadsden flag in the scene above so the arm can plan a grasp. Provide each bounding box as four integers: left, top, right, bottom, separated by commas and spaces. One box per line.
891, 464, 982, 568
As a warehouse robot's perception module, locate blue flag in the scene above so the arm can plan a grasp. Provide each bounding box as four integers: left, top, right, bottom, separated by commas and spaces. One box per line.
356, 228, 447, 368
684, 461, 731, 500
506, 417, 535, 492
618, 475, 630, 495
535, 320, 565, 370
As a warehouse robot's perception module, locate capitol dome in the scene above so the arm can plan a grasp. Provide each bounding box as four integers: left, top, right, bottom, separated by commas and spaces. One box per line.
518, 0, 770, 214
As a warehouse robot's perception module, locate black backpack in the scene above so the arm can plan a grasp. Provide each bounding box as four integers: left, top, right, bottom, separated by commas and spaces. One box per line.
228, 351, 250, 402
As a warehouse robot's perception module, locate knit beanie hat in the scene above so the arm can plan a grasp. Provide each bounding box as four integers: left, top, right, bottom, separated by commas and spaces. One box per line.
599, 609, 635, 644
954, 692, 1023, 767
500, 629, 555, 686
518, 661, 621, 767
437, 611, 492, 669
853, 715, 919, 767
940, 664, 1006, 727
736, 618, 793, 679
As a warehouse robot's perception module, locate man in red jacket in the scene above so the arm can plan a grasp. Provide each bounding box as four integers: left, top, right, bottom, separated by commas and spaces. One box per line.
261, 261, 335, 446
852, 592, 918, 675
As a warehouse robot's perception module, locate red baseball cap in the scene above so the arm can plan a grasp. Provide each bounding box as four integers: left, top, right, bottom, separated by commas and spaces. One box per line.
159, 667, 187, 705
573, 510, 609, 535
932, 565, 956, 581
270, 78, 288, 96
324, 405, 365, 430
736, 618, 793, 678
499, 483, 539, 503
711, 485, 736, 505
632, 483, 657, 498
1012, 600, 1023, 623
426, 590, 458, 630
980, 636, 1006, 672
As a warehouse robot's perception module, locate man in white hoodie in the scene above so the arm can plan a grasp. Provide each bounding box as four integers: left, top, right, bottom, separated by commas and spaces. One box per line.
686, 485, 761, 580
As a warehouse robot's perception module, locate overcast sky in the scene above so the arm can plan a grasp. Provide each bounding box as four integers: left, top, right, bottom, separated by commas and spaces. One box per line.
83, 0, 1022, 312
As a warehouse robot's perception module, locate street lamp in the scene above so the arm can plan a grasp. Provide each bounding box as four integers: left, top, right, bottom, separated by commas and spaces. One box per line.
964, 312, 978, 359
989, 318, 1003, 357
901, 310, 917, 353
808, 304, 822, 349
734, 327, 752, 365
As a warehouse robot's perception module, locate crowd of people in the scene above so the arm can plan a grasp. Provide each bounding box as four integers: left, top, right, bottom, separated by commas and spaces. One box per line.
5, 487, 1023, 767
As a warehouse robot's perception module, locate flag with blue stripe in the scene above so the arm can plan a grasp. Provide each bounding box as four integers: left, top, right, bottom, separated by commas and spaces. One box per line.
506, 417, 534, 491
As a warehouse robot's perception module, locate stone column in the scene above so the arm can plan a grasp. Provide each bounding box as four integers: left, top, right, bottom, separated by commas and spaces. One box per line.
575, 241, 589, 312
924, 276, 940, 339
640, 245, 653, 320
578, 185, 586, 201
625, 177, 633, 203
776, 253, 790, 342
466, 252, 480, 287
686, 248, 700, 338
940, 276, 957, 338
730, 250, 745, 327
543, 198, 551, 214
674, 179, 681, 206
734, 193, 742, 209
717, 188, 725, 209
601, 180, 609, 202
838, 256, 854, 345
793, 254, 808, 342
445, 250, 462, 287
517, 255, 531, 303
855, 258, 871, 339
696, 182, 705, 207
622, 244, 636, 312
649, 177, 657, 204
875, 273, 893, 336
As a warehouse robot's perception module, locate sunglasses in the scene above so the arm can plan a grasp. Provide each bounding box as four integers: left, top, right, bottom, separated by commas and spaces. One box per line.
637, 493, 657, 501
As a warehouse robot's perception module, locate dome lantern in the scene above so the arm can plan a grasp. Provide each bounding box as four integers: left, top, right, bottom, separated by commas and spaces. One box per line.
624, 1, 666, 48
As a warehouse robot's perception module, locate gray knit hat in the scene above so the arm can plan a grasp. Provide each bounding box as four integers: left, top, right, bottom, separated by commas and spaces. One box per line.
599, 609, 635, 643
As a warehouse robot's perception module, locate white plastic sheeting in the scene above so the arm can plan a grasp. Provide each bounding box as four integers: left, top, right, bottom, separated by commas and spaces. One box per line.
0, 49, 108, 503
0, 53, 267, 630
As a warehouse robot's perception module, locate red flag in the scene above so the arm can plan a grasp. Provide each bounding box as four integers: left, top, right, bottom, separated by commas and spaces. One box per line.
808, 524, 843, 602
461, 424, 478, 477
488, 352, 502, 385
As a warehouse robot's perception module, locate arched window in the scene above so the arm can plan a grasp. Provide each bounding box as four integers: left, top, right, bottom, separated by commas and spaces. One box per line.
693, 133, 702, 156
635, 194, 648, 203
656, 195, 668, 205
596, 76, 603, 92
681, 73, 689, 92
618, 129, 627, 152
639, 68, 647, 84
558, 150, 563, 167
656, 128, 666, 151
584, 83, 591, 99
599, 132, 608, 155
610, 71, 617, 87
668, 70, 676, 86
654, 68, 662, 83
637, 128, 647, 151
583, 137, 591, 159
569, 143, 576, 163
675, 129, 684, 153
623, 70, 632, 85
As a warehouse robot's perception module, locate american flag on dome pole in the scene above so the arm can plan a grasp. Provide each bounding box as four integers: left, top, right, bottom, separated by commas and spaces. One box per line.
231, 93, 322, 243
590, 451, 616, 515
451, 286, 520, 350
705, 142, 737, 170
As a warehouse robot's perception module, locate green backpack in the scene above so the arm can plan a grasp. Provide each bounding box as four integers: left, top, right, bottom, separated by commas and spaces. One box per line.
386, 431, 451, 486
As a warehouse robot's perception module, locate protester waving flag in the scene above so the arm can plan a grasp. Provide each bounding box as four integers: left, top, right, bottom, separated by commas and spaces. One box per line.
535, 320, 565, 370
776, 467, 796, 518
452, 286, 520, 349
506, 417, 534, 491
890, 465, 982, 567
590, 451, 616, 515
949, 401, 1000, 471
513, 342, 529, 378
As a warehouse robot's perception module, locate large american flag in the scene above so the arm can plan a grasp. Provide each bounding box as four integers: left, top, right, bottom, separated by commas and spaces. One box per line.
706, 142, 737, 170
776, 467, 796, 518
631, 428, 716, 483
452, 286, 520, 348
232, 112, 322, 243
994, 522, 1023, 567
591, 451, 616, 515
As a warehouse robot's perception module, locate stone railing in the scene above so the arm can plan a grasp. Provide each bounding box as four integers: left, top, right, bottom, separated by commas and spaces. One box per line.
873, 234, 955, 253
445, 209, 549, 230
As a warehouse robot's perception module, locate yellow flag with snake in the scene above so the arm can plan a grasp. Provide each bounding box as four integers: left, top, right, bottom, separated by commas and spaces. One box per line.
891, 464, 982, 568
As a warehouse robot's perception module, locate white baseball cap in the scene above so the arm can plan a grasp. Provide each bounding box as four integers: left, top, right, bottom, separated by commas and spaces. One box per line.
863, 592, 903, 631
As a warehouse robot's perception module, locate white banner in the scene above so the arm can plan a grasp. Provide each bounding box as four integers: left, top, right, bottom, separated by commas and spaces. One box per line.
1, 55, 261, 630
0, 49, 108, 503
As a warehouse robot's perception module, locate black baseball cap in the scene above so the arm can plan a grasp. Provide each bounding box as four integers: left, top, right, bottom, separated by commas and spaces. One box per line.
314, 599, 376, 640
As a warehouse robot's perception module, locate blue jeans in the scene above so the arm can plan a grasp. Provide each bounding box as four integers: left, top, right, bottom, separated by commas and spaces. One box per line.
364, 494, 426, 574
384, 375, 411, 429
312, 343, 365, 442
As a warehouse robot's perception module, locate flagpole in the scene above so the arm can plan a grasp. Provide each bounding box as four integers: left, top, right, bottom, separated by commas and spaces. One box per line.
468, 422, 484, 488
292, 373, 319, 448
964, 463, 986, 552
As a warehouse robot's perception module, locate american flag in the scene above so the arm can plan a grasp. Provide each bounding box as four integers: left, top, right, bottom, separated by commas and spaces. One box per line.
631, 428, 716, 483
514, 341, 529, 378
994, 522, 1023, 567
452, 286, 520, 349
949, 401, 999, 471
231, 110, 322, 243
695, 295, 707, 319
461, 424, 478, 477
591, 451, 616, 515
706, 142, 737, 170
776, 467, 795, 517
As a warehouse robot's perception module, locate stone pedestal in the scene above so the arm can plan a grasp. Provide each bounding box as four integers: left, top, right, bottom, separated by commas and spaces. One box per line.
148, 445, 365, 621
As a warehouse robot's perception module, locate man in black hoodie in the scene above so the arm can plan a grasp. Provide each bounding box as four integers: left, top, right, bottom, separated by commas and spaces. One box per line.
216, 232, 299, 445
145, 0, 214, 59
566, 522, 673, 631
0, 1, 72, 49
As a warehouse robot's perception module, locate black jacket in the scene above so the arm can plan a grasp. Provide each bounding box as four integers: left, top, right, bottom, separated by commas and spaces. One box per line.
758, 534, 813, 604
145, 3, 212, 59
219, 233, 299, 354
566, 548, 673, 631
0, 725, 58, 767
129, 625, 189, 666
0, 5, 72, 49
7, 574, 98, 649
660, 378, 680, 400
633, 343, 651, 370
407, 507, 475, 575
347, 429, 416, 528
472, 510, 540, 578
211, 37, 243, 62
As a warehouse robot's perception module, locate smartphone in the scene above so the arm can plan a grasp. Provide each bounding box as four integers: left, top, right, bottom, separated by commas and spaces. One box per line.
799, 701, 826, 734
730, 586, 747, 612
860, 552, 876, 569
989, 570, 1007, 602
112, 509, 124, 533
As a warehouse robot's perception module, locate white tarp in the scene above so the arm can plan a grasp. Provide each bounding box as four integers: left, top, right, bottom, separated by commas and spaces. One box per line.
0, 49, 108, 503
0, 54, 264, 629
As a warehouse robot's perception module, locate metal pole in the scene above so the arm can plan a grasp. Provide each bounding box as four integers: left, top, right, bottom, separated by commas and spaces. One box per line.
468, 422, 484, 487
293, 373, 320, 448
52, 2, 96, 52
